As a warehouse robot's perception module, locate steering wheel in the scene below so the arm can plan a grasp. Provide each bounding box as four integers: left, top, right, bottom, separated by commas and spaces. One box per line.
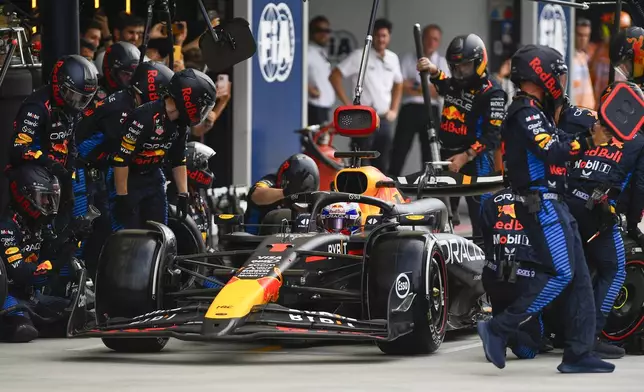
295, 123, 345, 171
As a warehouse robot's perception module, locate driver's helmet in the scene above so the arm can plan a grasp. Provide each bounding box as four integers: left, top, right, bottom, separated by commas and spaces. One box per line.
320, 202, 362, 235
7, 163, 61, 224
186, 141, 216, 189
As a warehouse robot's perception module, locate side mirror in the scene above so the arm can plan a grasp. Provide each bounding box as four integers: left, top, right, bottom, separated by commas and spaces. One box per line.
600, 82, 644, 141
333, 105, 379, 138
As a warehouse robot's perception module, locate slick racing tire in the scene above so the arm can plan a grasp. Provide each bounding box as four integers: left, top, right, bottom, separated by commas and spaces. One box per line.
368, 233, 448, 355
96, 227, 177, 353
603, 236, 644, 353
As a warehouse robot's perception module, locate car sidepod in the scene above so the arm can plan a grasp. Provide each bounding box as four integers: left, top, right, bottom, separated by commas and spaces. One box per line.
366, 230, 448, 354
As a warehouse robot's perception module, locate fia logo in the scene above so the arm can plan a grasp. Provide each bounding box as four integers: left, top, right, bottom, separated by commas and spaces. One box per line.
257, 2, 295, 83
538, 4, 568, 58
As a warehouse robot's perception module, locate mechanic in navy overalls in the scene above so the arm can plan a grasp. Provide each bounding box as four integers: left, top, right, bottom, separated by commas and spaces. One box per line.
476, 44, 616, 373
480, 188, 551, 360
559, 84, 644, 360
416, 33, 506, 235
75, 61, 174, 274
609, 26, 644, 247
0, 165, 61, 343
244, 154, 320, 235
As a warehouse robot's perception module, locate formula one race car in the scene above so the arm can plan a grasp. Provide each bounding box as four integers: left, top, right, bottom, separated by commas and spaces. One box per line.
67, 112, 503, 356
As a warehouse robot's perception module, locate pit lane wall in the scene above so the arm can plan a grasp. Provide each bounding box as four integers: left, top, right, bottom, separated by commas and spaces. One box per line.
233, 0, 308, 185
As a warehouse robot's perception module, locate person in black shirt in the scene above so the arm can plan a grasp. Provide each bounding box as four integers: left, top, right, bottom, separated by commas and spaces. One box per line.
416, 34, 506, 235
109, 69, 216, 230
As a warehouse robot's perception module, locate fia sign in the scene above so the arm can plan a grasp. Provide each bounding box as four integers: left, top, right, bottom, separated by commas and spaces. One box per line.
257, 2, 296, 83
538, 4, 568, 59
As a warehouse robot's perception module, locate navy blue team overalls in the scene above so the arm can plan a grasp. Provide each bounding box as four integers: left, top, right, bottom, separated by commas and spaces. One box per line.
480, 188, 546, 359
496, 93, 597, 362
559, 104, 644, 336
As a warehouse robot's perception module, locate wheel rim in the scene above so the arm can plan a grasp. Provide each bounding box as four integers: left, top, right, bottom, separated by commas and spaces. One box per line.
428, 251, 447, 335
603, 261, 644, 340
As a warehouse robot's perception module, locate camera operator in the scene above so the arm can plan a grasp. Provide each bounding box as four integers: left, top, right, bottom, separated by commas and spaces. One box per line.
416, 34, 506, 236
108, 69, 217, 230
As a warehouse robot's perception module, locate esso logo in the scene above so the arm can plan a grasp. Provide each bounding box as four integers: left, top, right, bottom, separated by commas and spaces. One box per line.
395, 273, 411, 299
257, 2, 295, 83
538, 4, 568, 58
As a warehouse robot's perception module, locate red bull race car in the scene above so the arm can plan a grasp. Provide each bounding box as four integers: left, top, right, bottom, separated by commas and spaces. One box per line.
66, 106, 505, 355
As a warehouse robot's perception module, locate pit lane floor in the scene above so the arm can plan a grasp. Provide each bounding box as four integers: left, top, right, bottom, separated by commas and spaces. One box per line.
1, 333, 643, 392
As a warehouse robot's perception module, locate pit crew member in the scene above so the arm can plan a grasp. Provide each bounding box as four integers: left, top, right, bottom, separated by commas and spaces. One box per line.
480, 189, 549, 360
416, 33, 506, 235
562, 83, 644, 359
94, 41, 140, 104
476, 44, 615, 373
245, 154, 320, 235
75, 61, 174, 271
0, 165, 61, 343
109, 68, 217, 230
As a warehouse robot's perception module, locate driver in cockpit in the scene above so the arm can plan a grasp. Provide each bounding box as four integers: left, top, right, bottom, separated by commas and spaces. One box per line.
319, 202, 363, 235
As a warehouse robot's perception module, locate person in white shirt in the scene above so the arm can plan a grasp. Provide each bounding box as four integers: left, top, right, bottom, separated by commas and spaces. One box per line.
389, 24, 449, 177
307, 16, 336, 125
329, 18, 403, 173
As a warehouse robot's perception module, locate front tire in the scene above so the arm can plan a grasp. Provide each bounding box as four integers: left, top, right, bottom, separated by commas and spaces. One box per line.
368, 234, 448, 355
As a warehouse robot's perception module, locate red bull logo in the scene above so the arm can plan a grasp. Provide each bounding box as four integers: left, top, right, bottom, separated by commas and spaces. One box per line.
257, 276, 281, 302
627, 36, 644, 78
182, 87, 199, 124
442, 106, 466, 122
188, 169, 213, 186
51, 60, 64, 106
147, 70, 160, 101
497, 204, 516, 219
10, 181, 41, 219
529, 57, 562, 100
586, 147, 623, 162
495, 218, 524, 231
139, 149, 165, 158
549, 165, 566, 176
51, 140, 69, 154
34, 260, 52, 275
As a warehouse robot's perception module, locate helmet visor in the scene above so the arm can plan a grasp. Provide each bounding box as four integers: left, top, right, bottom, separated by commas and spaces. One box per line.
559, 74, 568, 94
323, 216, 345, 232
60, 84, 96, 111
449, 60, 475, 80
117, 69, 135, 87
614, 61, 633, 80
25, 186, 60, 216
198, 100, 216, 125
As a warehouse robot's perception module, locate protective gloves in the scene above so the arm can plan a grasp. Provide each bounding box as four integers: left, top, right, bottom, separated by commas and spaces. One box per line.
177, 193, 190, 221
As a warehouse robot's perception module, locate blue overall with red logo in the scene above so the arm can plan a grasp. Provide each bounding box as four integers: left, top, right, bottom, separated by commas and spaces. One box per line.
560, 104, 644, 334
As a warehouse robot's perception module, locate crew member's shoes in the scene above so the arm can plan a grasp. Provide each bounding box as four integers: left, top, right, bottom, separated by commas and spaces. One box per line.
0, 315, 38, 343
557, 355, 615, 373
477, 320, 507, 369
539, 336, 554, 353
594, 338, 626, 359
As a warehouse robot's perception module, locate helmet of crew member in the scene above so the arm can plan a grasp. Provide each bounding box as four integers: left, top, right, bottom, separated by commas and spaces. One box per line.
445, 34, 488, 86
511, 44, 568, 108
597, 81, 644, 126
320, 202, 362, 235
186, 141, 216, 189
600, 11, 632, 40
609, 26, 644, 85
6, 164, 61, 224
102, 41, 141, 91
166, 68, 217, 127
50, 55, 98, 112
130, 61, 174, 104
276, 153, 320, 193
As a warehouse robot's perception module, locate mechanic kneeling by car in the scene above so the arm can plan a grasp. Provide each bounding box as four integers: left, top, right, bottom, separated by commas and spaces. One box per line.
108, 68, 217, 230
0, 165, 66, 343
480, 188, 552, 360
244, 153, 320, 235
